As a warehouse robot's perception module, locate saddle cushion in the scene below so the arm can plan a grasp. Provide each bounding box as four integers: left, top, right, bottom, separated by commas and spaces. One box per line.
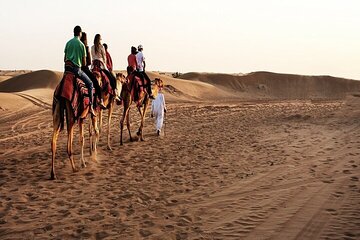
92, 60, 113, 95
127, 72, 148, 107
54, 72, 93, 119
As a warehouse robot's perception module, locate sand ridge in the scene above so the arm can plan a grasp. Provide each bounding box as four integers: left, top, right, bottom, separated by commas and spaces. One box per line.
180, 71, 360, 100
0, 70, 62, 93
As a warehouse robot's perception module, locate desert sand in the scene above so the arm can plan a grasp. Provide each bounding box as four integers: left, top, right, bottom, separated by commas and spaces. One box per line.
0, 70, 359, 239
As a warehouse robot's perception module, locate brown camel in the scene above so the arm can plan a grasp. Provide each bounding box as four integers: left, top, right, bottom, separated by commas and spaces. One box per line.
51, 77, 99, 180
119, 69, 152, 145
94, 72, 126, 150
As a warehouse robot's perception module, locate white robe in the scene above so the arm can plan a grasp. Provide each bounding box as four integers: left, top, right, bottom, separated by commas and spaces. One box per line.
151, 92, 166, 132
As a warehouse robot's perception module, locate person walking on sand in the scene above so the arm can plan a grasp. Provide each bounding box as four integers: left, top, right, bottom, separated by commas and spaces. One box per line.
64, 25, 96, 116
151, 84, 167, 136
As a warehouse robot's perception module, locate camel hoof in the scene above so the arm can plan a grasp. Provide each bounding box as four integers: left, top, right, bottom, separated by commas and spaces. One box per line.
73, 168, 79, 173
82, 162, 87, 168
50, 173, 57, 180
129, 138, 134, 142
107, 146, 112, 151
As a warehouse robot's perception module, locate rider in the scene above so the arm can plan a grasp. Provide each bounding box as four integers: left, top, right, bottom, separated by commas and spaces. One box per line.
64, 25, 96, 116
91, 34, 120, 101
127, 46, 137, 72
80, 32, 106, 109
103, 43, 113, 72
136, 44, 154, 99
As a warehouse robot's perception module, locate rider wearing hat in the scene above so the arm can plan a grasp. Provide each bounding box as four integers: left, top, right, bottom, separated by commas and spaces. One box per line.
136, 44, 154, 99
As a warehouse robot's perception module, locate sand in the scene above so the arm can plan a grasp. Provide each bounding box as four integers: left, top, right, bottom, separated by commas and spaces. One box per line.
0, 70, 359, 239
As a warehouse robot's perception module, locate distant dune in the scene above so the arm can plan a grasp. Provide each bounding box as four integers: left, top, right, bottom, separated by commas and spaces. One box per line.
0, 76, 12, 83
179, 71, 360, 100
1, 70, 360, 101
147, 72, 239, 101
0, 70, 62, 92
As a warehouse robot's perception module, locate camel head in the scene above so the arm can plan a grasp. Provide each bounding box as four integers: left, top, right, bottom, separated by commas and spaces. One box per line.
116, 73, 126, 97
116, 73, 126, 85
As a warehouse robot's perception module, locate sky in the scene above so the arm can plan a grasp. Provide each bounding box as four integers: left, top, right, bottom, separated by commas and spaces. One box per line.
0, 0, 359, 79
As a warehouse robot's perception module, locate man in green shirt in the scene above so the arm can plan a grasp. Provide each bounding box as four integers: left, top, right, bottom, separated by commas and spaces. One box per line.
64, 25, 95, 116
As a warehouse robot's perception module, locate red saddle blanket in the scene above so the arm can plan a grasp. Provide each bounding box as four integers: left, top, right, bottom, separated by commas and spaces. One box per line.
126, 72, 148, 107
54, 72, 93, 119
92, 60, 113, 95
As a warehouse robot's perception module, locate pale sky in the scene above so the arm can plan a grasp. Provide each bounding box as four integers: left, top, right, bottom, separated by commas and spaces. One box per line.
1, 0, 359, 79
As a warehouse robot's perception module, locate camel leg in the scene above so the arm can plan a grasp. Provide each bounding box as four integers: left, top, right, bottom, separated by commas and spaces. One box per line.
137, 107, 143, 141
89, 117, 93, 156
79, 118, 86, 168
99, 109, 103, 137
91, 115, 99, 161
65, 103, 76, 172
51, 102, 61, 180
107, 103, 113, 150
120, 107, 127, 146
67, 120, 76, 172
126, 109, 133, 142
138, 101, 149, 141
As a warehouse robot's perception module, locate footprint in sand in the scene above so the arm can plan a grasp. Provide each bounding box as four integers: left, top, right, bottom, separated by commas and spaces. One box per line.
139, 229, 152, 237
322, 179, 334, 184
325, 208, 338, 215
350, 176, 359, 181
176, 232, 188, 240
96, 231, 110, 239
141, 220, 155, 228
344, 232, 357, 238
164, 224, 175, 231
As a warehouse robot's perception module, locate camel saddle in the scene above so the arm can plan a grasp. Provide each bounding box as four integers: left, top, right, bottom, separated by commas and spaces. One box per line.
92, 60, 113, 95
126, 72, 148, 107
53, 72, 94, 119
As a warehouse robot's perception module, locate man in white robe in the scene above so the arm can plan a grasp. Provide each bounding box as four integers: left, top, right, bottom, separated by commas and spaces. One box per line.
151, 90, 167, 136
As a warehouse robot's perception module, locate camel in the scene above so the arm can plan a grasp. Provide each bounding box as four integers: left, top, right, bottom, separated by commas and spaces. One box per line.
94, 71, 125, 150
119, 68, 153, 145
50, 74, 99, 180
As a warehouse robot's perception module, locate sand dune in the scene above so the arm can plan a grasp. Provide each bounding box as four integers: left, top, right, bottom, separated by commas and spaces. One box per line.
0, 70, 62, 93
2, 70, 359, 101
0, 70, 360, 239
147, 72, 240, 101
180, 71, 360, 100
0, 70, 32, 77
0, 76, 12, 83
